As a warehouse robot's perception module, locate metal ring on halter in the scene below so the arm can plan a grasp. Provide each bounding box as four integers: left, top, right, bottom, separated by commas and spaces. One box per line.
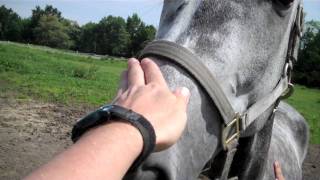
280, 83, 294, 99
283, 62, 292, 79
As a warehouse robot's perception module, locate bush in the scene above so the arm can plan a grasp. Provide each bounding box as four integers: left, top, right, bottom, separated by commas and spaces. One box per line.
71, 64, 99, 80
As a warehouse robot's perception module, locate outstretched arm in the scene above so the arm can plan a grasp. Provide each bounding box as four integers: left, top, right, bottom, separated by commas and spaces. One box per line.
25, 58, 190, 180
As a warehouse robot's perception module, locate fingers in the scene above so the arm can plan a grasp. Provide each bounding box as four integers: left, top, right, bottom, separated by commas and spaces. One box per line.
128, 58, 145, 87
173, 87, 190, 111
141, 58, 167, 86
274, 161, 285, 180
117, 70, 128, 96
112, 70, 128, 103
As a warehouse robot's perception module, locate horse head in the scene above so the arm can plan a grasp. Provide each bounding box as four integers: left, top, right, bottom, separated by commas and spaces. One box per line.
125, 0, 303, 179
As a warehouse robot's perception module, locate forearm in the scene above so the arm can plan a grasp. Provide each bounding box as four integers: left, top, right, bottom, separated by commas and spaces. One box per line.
25, 58, 190, 180
25, 121, 143, 180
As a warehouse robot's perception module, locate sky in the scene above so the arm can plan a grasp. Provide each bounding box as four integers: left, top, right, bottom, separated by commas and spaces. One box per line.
0, 0, 319, 27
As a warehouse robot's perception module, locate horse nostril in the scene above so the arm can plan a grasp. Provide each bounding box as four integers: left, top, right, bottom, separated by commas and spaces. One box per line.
278, 0, 294, 6
124, 166, 170, 180
142, 167, 169, 180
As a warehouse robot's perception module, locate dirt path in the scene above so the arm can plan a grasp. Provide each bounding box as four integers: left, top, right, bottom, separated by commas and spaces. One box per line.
302, 144, 320, 180
0, 98, 319, 180
0, 98, 90, 180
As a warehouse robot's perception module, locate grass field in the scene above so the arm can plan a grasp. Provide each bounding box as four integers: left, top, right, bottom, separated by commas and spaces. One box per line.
287, 86, 320, 144
0, 42, 319, 144
0, 42, 126, 105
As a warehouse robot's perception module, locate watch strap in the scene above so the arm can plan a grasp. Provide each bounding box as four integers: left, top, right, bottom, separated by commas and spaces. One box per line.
71, 109, 110, 142
109, 105, 156, 171
71, 105, 156, 171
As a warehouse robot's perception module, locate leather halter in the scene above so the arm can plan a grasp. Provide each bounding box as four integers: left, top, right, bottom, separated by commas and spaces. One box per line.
139, 3, 303, 180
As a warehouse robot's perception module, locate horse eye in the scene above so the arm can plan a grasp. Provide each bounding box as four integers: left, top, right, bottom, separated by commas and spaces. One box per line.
278, 0, 294, 6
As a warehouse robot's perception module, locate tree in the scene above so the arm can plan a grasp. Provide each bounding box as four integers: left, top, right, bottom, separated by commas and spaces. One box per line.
126, 13, 143, 56
20, 18, 33, 43
79, 22, 98, 53
62, 19, 81, 50
33, 15, 72, 49
0, 5, 157, 57
31, 5, 62, 26
126, 14, 156, 56
0, 5, 23, 41
294, 20, 320, 88
30, 5, 63, 42
135, 24, 156, 54
96, 16, 130, 56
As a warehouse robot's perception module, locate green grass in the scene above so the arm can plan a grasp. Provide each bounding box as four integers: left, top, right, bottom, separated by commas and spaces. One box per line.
0, 41, 126, 105
287, 85, 320, 144
0, 42, 319, 144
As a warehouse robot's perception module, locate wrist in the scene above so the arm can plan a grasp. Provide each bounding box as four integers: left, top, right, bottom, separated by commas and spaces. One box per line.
81, 121, 144, 158
71, 105, 156, 171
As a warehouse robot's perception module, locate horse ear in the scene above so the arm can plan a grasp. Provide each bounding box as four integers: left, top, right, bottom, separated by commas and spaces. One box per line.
278, 0, 294, 6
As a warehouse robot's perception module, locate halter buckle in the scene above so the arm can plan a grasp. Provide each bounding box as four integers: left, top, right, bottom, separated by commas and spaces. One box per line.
222, 113, 241, 150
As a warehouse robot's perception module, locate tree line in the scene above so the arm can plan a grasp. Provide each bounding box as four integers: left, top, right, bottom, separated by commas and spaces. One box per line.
0, 5, 319, 88
294, 20, 320, 88
0, 5, 156, 57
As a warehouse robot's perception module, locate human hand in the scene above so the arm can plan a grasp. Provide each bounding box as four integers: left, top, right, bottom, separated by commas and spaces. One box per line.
114, 58, 190, 151
274, 161, 285, 180
24, 58, 189, 180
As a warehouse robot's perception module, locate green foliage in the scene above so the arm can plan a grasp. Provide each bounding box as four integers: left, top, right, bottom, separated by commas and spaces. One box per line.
0, 42, 126, 105
77, 14, 156, 57
126, 14, 156, 56
29, 5, 63, 42
78, 22, 98, 53
20, 18, 32, 43
305, 20, 320, 33
0, 5, 156, 57
126, 13, 143, 56
286, 85, 320, 144
135, 24, 156, 53
294, 20, 320, 88
0, 5, 23, 41
71, 64, 99, 80
30, 5, 62, 28
62, 19, 81, 50
33, 15, 72, 49
96, 16, 130, 56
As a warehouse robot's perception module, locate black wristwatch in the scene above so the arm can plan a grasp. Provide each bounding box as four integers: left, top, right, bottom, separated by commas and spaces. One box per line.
71, 104, 156, 171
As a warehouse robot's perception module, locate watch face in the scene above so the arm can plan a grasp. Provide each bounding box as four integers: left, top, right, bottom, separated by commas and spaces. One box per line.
100, 105, 113, 112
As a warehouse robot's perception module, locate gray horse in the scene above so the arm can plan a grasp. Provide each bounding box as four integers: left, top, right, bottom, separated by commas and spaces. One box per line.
125, 0, 309, 179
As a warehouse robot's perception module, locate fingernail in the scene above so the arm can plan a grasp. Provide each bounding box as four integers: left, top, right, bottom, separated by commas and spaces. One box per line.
128, 58, 139, 63
275, 161, 279, 167
180, 87, 190, 97
141, 58, 152, 63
